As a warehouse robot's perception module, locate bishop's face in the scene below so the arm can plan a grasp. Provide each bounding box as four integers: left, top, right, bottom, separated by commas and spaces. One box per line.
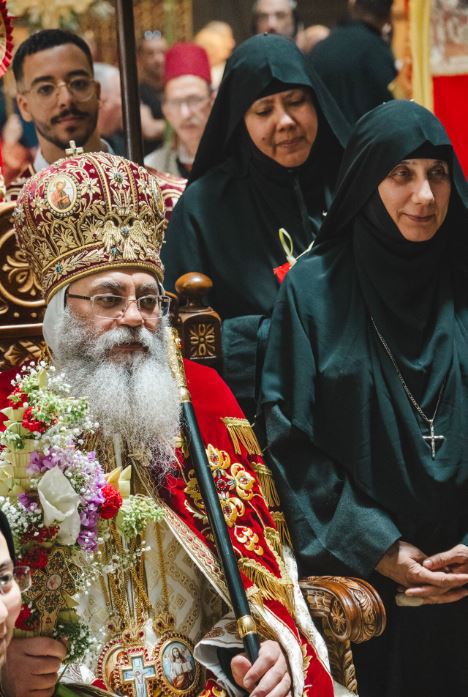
55, 268, 181, 471
66, 269, 164, 359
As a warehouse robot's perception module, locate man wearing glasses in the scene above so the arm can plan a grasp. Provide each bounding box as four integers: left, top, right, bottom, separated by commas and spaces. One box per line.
7, 29, 186, 219
145, 43, 213, 179
0, 152, 343, 697
8, 29, 103, 197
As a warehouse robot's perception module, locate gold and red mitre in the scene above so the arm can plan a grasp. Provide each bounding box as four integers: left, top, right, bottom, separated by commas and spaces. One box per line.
13, 152, 166, 303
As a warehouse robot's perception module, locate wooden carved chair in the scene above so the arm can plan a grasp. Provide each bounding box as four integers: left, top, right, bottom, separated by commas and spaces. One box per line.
170, 272, 221, 369
0, 202, 46, 370
0, 206, 385, 693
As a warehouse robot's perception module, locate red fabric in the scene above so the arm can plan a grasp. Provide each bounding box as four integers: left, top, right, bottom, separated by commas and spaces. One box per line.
433, 75, 468, 178
164, 43, 211, 84
173, 360, 334, 695
0, 367, 19, 420
91, 679, 108, 690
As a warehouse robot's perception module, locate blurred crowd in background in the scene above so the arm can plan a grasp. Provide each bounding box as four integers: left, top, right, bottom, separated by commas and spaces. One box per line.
0, 0, 402, 184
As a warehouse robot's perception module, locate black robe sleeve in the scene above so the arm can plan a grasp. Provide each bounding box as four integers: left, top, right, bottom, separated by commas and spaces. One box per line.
163, 189, 269, 418
162, 192, 211, 294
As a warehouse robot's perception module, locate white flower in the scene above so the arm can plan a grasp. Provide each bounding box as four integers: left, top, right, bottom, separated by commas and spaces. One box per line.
37, 466, 81, 545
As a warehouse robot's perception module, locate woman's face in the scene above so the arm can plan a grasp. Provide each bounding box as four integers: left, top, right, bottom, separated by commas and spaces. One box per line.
244, 88, 318, 168
0, 533, 21, 665
378, 158, 451, 242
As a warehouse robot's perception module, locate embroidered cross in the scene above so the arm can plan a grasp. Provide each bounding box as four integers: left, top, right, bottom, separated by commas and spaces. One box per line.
27, 548, 80, 635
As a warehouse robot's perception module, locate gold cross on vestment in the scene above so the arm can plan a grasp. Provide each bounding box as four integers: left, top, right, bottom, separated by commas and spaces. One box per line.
27, 547, 81, 634
65, 140, 84, 157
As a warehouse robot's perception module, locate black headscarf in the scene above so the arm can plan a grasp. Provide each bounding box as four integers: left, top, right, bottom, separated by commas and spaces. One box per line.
262, 100, 468, 557
315, 100, 468, 397
190, 33, 350, 182
0, 510, 16, 563
163, 33, 350, 315
162, 33, 350, 415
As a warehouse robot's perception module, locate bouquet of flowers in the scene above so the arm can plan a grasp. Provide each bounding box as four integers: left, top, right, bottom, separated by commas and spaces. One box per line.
0, 361, 123, 664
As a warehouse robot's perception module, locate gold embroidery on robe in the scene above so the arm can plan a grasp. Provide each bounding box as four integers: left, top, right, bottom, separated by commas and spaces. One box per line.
237, 556, 295, 617
221, 417, 262, 456
253, 462, 281, 509
270, 511, 293, 548
184, 445, 256, 528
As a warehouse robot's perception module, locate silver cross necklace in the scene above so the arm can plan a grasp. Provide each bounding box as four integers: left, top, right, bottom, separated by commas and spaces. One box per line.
371, 316, 446, 459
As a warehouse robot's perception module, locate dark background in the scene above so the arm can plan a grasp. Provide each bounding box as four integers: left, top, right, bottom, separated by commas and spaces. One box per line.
192, 1, 349, 41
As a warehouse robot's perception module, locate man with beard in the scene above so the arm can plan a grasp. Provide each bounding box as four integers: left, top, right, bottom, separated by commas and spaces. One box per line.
0, 152, 347, 697
6, 29, 185, 221
7, 29, 103, 199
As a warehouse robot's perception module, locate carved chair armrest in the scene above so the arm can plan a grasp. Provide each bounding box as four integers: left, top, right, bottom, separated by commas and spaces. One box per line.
172, 273, 221, 367
299, 575, 386, 644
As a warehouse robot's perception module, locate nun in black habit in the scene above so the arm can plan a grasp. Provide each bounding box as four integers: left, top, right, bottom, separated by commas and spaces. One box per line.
162, 33, 349, 418
260, 100, 468, 696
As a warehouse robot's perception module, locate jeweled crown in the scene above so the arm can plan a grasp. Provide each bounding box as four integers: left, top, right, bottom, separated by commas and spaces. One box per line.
13, 152, 166, 303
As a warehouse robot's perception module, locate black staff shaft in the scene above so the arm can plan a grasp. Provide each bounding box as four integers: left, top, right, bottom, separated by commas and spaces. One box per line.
115, 0, 144, 164
167, 329, 260, 662
182, 400, 260, 663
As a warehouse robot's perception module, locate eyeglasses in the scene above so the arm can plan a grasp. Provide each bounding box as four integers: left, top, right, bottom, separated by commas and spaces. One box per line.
143, 30, 163, 41
67, 293, 171, 320
0, 565, 31, 595
163, 95, 210, 112
22, 77, 97, 105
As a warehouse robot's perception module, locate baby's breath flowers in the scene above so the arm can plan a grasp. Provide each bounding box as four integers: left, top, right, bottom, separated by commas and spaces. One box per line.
0, 361, 165, 669
0, 363, 120, 663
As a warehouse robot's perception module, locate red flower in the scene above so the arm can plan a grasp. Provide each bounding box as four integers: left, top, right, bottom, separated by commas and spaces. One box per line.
20, 546, 48, 569
22, 525, 59, 544
100, 484, 123, 520
7, 387, 28, 408
273, 262, 292, 284
21, 406, 47, 434
15, 604, 38, 631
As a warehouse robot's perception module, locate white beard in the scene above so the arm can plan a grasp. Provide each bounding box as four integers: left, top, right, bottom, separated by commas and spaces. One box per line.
54, 311, 181, 477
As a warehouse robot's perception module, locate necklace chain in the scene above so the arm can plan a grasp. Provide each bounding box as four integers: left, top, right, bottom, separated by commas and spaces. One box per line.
370, 316, 446, 458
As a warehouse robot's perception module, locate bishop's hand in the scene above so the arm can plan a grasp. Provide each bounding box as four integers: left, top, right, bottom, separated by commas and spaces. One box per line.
231, 639, 292, 697
1, 637, 66, 697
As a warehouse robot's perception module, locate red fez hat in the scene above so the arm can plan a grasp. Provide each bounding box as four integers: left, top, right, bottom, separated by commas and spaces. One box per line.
164, 43, 211, 85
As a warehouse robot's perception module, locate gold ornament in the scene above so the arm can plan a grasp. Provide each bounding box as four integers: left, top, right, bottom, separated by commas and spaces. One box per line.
14, 152, 166, 302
